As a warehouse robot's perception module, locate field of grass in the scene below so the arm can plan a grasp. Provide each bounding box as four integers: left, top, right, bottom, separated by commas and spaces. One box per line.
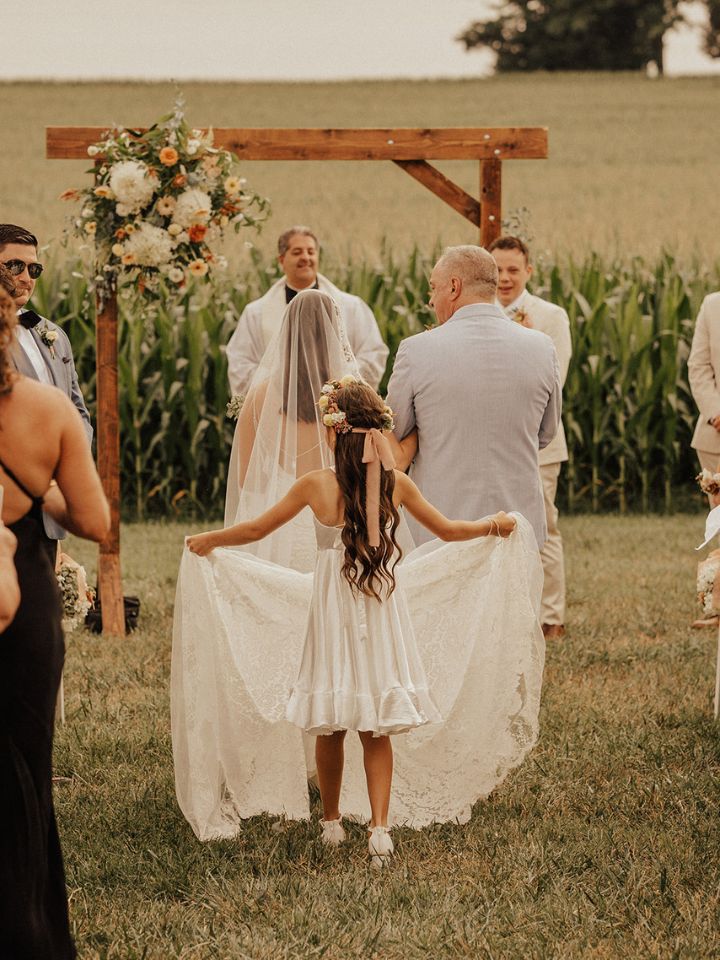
2, 74, 720, 260
54, 515, 719, 958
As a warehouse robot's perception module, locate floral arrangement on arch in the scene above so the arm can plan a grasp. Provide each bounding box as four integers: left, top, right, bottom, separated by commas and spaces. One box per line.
61, 99, 270, 303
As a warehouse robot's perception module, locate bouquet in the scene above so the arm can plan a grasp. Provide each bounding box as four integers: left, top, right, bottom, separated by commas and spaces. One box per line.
56, 553, 94, 631
697, 468, 720, 497
697, 549, 720, 616
61, 96, 270, 304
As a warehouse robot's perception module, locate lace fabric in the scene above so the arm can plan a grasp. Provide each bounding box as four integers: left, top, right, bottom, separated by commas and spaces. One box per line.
171, 513, 545, 839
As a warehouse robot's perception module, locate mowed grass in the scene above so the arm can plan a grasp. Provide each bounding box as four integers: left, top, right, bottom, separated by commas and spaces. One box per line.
55, 515, 719, 959
2, 74, 720, 260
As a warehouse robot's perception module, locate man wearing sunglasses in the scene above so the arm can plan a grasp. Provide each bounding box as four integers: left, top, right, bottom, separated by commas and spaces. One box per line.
1, 223, 92, 552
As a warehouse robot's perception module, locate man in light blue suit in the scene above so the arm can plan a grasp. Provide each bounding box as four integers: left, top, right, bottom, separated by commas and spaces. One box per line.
1, 224, 92, 561
386, 245, 561, 549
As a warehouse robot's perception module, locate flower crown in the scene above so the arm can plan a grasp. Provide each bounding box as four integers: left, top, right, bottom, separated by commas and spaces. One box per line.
317, 376, 395, 434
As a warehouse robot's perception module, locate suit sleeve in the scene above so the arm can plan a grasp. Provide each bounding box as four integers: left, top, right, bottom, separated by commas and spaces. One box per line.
538, 345, 562, 450
385, 340, 416, 439
58, 327, 93, 443
552, 307, 572, 387
688, 297, 720, 424
346, 298, 389, 389
226, 304, 263, 396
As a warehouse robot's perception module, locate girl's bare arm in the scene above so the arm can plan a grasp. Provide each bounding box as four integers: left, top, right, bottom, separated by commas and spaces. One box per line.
394, 471, 516, 541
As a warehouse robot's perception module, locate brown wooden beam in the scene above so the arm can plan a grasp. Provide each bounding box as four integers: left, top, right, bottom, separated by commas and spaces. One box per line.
96, 290, 125, 637
393, 160, 480, 227
47, 126, 548, 162
480, 158, 502, 248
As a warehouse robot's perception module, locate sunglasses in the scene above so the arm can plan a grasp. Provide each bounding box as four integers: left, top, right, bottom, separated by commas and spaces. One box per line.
2, 259, 44, 280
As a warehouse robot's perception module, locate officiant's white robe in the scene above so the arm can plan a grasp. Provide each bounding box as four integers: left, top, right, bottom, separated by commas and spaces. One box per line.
387, 303, 561, 548
226, 275, 388, 395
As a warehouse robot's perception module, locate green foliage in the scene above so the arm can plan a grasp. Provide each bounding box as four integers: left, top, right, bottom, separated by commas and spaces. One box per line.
37, 248, 719, 519
57, 517, 720, 957
458, 1, 688, 73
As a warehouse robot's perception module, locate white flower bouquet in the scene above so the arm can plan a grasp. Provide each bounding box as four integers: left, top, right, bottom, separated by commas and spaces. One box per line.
226, 395, 245, 419
56, 553, 94, 631
60, 96, 270, 304
697, 469, 720, 497
697, 549, 720, 616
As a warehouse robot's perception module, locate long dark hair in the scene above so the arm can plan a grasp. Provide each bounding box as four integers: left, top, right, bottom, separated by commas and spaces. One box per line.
0, 265, 18, 397
333, 381, 402, 600
282, 290, 333, 423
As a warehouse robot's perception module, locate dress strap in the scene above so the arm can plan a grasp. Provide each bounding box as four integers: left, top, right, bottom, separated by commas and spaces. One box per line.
0, 456, 44, 506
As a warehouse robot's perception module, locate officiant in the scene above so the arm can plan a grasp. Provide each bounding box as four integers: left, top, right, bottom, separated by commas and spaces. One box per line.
226, 226, 388, 395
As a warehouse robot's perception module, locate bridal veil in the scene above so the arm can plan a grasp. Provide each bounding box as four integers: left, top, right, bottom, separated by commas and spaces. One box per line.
224, 288, 359, 571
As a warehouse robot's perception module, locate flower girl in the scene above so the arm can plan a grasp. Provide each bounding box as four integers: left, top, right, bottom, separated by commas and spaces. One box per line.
186, 377, 516, 866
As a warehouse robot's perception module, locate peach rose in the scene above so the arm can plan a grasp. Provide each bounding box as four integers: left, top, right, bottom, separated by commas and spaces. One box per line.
159, 147, 179, 166
172, 174, 187, 188
58, 189, 80, 202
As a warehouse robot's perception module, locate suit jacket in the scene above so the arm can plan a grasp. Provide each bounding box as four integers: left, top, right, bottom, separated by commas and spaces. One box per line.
688, 292, 720, 455
386, 303, 561, 548
226, 275, 389, 395
11, 312, 93, 539
510, 291, 572, 466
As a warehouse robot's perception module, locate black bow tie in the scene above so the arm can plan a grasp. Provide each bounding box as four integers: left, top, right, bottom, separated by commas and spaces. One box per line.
285, 282, 319, 304
19, 310, 42, 330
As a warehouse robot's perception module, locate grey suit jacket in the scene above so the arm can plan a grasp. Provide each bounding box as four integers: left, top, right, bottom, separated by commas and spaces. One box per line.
11, 312, 93, 540
386, 303, 561, 548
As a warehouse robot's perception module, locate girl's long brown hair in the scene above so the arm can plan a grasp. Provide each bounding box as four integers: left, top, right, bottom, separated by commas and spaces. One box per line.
332, 381, 402, 600
0, 266, 18, 397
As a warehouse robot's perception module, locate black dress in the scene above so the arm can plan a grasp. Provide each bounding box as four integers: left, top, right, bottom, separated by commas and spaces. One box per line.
0, 460, 75, 959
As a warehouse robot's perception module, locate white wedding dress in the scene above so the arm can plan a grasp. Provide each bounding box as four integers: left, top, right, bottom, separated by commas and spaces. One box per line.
172, 511, 545, 840
172, 290, 545, 840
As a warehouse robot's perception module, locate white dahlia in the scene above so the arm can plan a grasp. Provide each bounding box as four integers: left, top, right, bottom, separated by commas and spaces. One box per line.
122, 222, 175, 268
172, 188, 212, 228
108, 160, 156, 214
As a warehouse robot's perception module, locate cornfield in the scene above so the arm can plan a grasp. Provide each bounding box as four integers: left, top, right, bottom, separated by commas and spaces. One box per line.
33, 248, 720, 519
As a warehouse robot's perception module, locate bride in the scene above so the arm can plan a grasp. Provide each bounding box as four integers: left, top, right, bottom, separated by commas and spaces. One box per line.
172, 290, 545, 841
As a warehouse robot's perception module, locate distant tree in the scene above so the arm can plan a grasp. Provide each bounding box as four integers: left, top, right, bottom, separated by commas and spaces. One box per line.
457, 1, 693, 74
706, 0, 720, 57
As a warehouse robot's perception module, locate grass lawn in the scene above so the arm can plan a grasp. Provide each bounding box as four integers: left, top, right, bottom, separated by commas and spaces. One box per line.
54, 514, 719, 958
2, 74, 719, 260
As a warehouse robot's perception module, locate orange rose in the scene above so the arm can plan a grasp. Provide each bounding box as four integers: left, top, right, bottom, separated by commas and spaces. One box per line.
58, 189, 80, 201
188, 224, 207, 243
172, 173, 187, 188
115, 228, 127, 240
159, 147, 179, 166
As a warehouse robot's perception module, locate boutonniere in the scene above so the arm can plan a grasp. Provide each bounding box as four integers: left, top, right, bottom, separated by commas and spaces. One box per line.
38, 322, 59, 359
513, 308, 532, 328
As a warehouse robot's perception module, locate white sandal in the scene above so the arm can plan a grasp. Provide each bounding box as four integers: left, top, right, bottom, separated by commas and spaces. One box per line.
320, 817, 346, 846
368, 825, 394, 869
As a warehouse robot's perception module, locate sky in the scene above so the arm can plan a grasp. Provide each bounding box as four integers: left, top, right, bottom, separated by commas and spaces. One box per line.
1, 0, 718, 81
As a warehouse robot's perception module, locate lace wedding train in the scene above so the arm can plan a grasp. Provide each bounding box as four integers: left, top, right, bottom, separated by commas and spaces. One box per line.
171, 514, 545, 840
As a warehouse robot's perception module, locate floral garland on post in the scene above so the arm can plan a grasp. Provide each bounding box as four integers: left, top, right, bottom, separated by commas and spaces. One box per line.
61, 98, 270, 304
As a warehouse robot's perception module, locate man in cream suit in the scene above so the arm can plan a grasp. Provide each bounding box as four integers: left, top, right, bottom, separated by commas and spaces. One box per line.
0, 223, 92, 560
386, 244, 561, 552
490, 236, 572, 639
227, 226, 388, 394
689, 291, 720, 481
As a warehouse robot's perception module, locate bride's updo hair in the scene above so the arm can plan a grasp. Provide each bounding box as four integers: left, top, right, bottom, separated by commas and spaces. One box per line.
283, 289, 336, 423
0, 265, 18, 397
331, 380, 401, 600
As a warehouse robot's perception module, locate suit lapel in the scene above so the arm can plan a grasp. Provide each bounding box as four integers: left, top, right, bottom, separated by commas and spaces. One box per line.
29, 327, 61, 387
10, 335, 37, 379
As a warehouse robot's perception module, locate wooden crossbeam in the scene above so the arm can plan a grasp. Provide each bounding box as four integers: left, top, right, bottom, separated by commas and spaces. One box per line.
47, 122, 548, 635
393, 160, 480, 226
47, 126, 548, 162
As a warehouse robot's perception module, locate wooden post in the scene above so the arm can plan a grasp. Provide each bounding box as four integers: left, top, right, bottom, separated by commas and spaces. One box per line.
96, 289, 125, 636
480, 158, 502, 248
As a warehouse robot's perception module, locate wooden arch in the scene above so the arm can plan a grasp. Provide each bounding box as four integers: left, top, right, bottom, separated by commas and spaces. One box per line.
46, 125, 548, 635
